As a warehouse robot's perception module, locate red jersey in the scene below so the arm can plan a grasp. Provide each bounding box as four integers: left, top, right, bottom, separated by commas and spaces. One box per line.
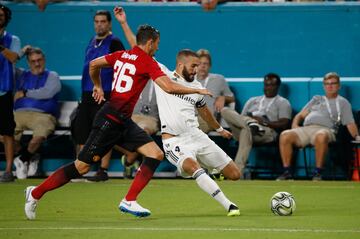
104, 46, 165, 117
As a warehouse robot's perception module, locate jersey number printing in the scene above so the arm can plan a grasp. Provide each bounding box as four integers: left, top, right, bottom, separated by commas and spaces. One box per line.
112, 60, 136, 93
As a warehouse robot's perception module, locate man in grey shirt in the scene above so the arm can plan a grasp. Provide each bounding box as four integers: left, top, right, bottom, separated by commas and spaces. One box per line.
195, 49, 235, 133
277, 72, 360, 181
221, 73, 292, 176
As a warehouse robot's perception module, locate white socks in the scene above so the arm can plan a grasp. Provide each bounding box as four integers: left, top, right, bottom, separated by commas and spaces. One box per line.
193, 169, 232, 210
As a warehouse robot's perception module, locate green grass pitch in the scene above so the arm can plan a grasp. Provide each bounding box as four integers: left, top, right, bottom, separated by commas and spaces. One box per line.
1, 179, 360, 239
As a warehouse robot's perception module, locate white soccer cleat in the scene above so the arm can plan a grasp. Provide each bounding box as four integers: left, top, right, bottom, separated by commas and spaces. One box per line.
119, 199, 151, 217
14, 156, 28, 179
24, 186, 38, 220
27, 155, 40, 177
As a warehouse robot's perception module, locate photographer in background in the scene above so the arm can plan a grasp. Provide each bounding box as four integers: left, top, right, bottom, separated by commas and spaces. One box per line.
221, 73, 291, 176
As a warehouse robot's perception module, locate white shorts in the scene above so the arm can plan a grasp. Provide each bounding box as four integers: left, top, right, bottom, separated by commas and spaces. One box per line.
162, 128, 232, 177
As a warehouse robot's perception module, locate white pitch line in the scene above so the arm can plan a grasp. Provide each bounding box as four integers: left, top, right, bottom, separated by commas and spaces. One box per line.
0, 227, 359, 233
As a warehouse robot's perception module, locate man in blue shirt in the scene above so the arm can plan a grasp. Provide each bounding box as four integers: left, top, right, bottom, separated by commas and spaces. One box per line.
0, 4, 21, 182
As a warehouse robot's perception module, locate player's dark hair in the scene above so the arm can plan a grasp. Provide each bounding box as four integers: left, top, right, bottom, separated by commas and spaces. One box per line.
94, 10, 111, 22
136, 24, 160, 45
0, 4, 12, 27
264, 73, 281, 86
176, 49, 199, 63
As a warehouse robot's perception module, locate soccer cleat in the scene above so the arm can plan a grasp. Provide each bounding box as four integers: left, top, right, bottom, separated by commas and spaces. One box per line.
121, 155, 140, 179
14, 156, 28, 179
24, 186, 38, 220
227, 204, 240, 217
276, 171, 293, 181
119, 199, 151, 217
312, 172, 322, 181
87, 169, 109, 182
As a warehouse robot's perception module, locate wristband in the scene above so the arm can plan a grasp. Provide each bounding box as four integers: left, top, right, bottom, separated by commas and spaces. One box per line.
0, 45, 5, 52
215, 126, 224, 133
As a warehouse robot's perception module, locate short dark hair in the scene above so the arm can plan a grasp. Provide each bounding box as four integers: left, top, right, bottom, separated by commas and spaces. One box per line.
25, 47, 45, 60
264, 73, 281, 86
176, 49, 198, 64
136, 24, 160, 45
94, 10, 111, 22
0, 4, 12, 27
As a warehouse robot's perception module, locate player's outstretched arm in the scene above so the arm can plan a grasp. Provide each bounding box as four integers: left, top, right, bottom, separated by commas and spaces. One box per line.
155, 76, 213, 96
197, 105, 232, 138
113, 6, 137, 48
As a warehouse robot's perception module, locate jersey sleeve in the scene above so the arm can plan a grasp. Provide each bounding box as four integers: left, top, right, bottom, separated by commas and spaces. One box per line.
146, 57, 166, 81
104, 51, 123, 66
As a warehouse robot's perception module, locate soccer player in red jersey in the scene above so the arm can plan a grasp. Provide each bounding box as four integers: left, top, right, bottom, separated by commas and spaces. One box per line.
24, 9, 212, 220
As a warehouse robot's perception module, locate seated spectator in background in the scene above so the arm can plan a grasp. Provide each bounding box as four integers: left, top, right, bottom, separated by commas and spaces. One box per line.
14, 0, 68, 12
277, 72, 360, 181
221, 73, 291, 176
195, 49, 235, 133
13, 46, 61, 179
0, 3, 21, 182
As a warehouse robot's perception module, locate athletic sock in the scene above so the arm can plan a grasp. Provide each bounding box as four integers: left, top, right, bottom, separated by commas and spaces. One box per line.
124, 157, 160, 201
193, 168, 232, 211
31, 162, 81, 200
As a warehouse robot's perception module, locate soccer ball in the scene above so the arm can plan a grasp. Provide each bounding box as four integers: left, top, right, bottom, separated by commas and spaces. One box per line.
270, 191, 296, 216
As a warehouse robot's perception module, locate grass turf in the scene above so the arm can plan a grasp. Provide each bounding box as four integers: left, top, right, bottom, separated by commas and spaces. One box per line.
1, 179, 360, 239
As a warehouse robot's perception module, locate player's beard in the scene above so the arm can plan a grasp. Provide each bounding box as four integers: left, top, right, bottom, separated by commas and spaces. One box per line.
182, 67, 195, 82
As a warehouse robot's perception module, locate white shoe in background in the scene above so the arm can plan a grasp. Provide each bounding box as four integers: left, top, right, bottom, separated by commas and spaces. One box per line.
14, 156, 28, 179
28, 154, 40, 177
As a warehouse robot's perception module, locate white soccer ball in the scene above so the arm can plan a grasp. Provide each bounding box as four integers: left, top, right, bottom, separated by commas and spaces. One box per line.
270, 191, 296, 216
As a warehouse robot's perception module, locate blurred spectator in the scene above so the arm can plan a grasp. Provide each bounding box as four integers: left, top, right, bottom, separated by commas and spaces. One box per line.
195, 49, 235, 133
14, 1, 68, 12
277, 72, 360, 181
13, 46, 61, 179
71, 10, 125, 182
221, 73, 291, 176
0, 3, 21, 182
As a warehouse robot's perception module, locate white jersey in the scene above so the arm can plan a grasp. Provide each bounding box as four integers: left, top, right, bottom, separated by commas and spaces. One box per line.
154, 65, 206, 135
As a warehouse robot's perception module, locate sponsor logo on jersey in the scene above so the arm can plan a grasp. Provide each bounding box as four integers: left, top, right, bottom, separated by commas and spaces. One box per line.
121, 52, 138, 61
173, 94, 197, 105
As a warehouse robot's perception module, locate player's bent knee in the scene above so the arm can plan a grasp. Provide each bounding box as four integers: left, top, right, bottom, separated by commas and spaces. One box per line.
227, 170, 241, 181
74, 160, 91, 175
153, 150, 164, 160
222, 163, 241, 181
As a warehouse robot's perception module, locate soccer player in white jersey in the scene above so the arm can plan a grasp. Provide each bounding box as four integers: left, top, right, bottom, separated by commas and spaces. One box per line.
156, 50, 241, 216
117, 7, 241, 216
